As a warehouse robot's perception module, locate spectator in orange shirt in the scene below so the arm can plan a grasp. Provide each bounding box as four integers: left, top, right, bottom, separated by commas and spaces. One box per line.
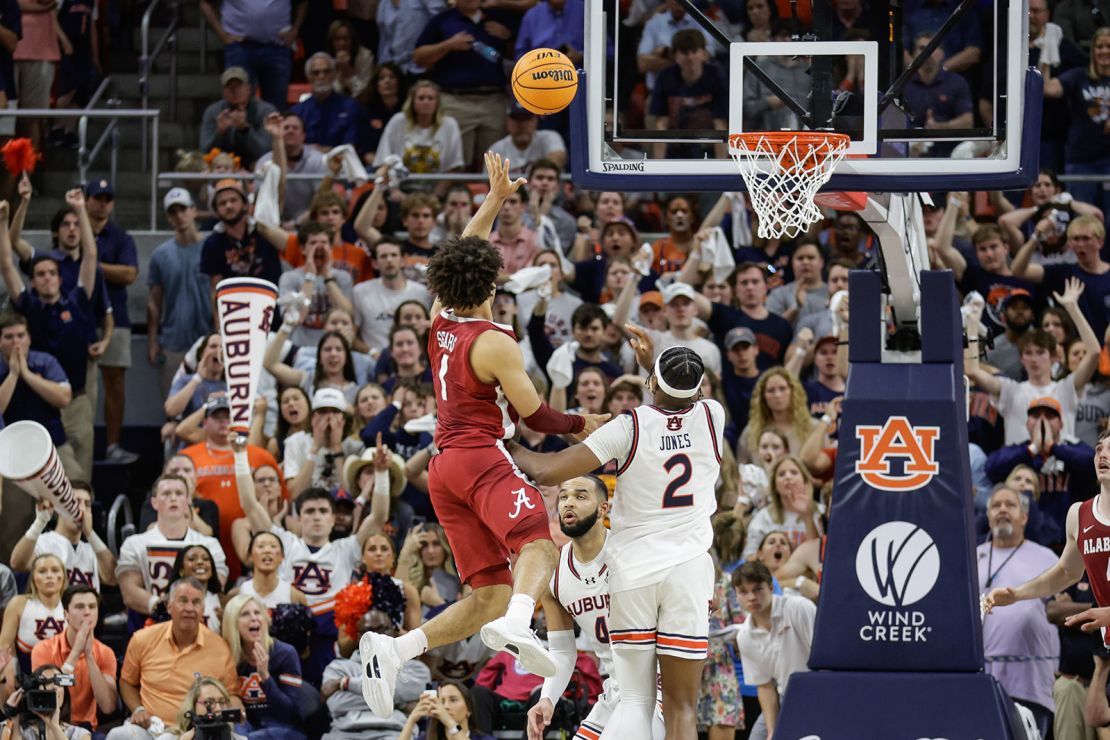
31, 585, 117, 731
109, 577, 242, 740
651, 195, 698, 276
183, 396, 286, 581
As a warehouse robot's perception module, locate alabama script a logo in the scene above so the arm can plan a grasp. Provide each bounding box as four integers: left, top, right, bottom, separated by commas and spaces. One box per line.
854, 416, 940, 492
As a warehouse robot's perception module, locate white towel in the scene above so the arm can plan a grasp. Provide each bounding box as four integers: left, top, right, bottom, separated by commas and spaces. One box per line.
739, 463, 769, 511
830, 289, 849, 336
537, 214, 562, 253
546, 340, 579, 390
503, 265, 552, 294
325, 145, 370, 184
727, 192, 753, 247
632, 243, 654, 276
700, 226, 736, 283
1034, 22, 1063, 67
403, 413, 437, 434
253, 161, 282, 228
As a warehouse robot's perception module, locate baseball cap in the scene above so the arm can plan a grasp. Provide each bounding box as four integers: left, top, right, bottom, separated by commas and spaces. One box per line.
662, 282, 697, 304
204, 396, 231, 417
312, 387, 348, 413
815, 334, 839, 350
209, 178, 247, 210
724, 326, 756, 349
1027, 396, 1062, 415
221, 66, 250, 86
506, 100, 536, 119
163, 187, 194, 211
85, 179, 113, 199
640, 291, 664, 310
1001, 289, 1033, 310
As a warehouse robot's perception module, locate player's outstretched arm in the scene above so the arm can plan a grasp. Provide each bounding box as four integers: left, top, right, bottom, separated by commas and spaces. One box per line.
528, 594, 578, 740
507, 440, 606, 487
983, 502, 1085, 613
462, 152, 527, 241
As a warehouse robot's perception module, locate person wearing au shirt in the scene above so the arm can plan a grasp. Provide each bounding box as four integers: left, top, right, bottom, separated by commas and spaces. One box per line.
10, 484, 116, 591
352, 239, 431, 356
85, 178, 141, 465
147, 188, 213, 398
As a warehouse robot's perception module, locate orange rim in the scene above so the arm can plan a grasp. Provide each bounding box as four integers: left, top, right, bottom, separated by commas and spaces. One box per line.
729, 131, 851, 170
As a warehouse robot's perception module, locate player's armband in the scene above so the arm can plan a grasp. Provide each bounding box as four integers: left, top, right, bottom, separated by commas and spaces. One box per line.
523, 403, 585, 435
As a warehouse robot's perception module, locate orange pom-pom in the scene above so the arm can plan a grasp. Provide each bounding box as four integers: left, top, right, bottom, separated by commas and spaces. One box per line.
334, 578, 373, 641
2, 138, 40, 175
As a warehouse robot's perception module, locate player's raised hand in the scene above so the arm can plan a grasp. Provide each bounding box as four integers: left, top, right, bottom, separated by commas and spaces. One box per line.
526, 698, 554, 740
625, 323, 655, 372
1064, 605, 1110, 633
981, 586, 1017, 614
484, 151, 527, 203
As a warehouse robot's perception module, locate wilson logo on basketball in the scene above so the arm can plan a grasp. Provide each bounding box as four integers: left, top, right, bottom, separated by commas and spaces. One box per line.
531, 69, 575, 82
854, 416, 940, 492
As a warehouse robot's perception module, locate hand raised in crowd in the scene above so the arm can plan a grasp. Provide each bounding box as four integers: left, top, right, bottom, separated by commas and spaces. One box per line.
17, 172, 31, 201
1053, 276, 1085, 310
263, 111, 283, 139
625, 322, 655, 372
252, 639, 271, 681
372, 432, 391, 473
795, 327, 816, 353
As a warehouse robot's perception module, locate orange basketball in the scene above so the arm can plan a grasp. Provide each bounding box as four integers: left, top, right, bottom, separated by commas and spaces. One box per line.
511, 48, 579, 115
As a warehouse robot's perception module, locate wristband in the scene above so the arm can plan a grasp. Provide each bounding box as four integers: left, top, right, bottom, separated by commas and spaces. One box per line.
147, 594, 160, 614
25, 516, 48, 539
795, 575, 806, 590
820, 414, 832, 425
446, 724, 463, 736
87, 530, 109, 554
374, 469, 390, 495
523, 402, 586, 435
234, 448, 251, 477
302, 273, 317, 283
324, 277, 337, 284
132, 707, 145, 718
794, 347, 806, 356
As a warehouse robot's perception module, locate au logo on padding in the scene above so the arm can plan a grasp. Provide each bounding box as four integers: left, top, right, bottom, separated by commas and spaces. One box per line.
855, 416, 940, 492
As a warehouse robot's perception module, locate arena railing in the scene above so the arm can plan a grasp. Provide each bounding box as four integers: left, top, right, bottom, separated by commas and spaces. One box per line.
140, 0, 181, 167
77, 78, 124, 187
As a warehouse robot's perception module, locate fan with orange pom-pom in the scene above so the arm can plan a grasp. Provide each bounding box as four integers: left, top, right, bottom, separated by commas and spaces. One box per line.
2, 138, 41, 176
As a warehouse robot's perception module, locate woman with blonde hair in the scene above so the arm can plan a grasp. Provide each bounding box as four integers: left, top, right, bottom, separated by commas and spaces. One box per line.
738, 367, 817, 464
396, 523, 462, 614
374, 80, 464, 177
221, 595, 307, 740
742, 456, 821, 559
160, 678, 243, 740
0, 553, 67, 676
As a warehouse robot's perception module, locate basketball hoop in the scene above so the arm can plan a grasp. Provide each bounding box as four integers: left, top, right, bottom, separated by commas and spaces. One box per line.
728, 131, 851, 239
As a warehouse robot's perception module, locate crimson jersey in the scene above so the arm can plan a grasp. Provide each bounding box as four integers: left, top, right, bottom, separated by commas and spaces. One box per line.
430, 310, 519, 449
1078, 497, 1110, 643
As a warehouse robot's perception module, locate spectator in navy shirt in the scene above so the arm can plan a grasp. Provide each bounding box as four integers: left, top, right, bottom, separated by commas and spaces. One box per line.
903, 32, 974, 157
903, 0, 982, 73
413, 0, 512, 170
650, 29, 728, 159
514, 0, 584, 64
0, 315, 78, 475
0, 193, 96, 480
200, 179, 283, 290
720, 326, 761, 432
291, 52, 364, 151
84, 178, 140, 465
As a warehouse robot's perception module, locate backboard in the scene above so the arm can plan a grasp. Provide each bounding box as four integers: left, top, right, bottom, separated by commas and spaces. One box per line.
572, 0, 1041, 193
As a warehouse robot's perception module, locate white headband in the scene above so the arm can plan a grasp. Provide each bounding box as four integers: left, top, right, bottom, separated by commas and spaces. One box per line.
653, 351, 702, 399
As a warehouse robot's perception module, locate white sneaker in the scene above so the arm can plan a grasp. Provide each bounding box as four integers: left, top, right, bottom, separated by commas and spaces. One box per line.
479, 616, 558, 678
359, 631, 402, 717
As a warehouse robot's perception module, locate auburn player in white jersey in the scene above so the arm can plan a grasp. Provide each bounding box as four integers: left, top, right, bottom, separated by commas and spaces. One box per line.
527, 475, 665, 740
511, 336, 722, 740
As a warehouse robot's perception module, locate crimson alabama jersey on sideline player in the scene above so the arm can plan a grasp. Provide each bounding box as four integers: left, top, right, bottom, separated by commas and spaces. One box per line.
1077, 497, 1110, 644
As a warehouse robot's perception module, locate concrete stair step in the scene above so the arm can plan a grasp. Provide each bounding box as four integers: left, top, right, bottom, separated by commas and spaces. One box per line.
112, 73, 226, 101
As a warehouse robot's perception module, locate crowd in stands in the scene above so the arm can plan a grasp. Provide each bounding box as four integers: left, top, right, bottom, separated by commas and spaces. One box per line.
0, 0, 1107, 738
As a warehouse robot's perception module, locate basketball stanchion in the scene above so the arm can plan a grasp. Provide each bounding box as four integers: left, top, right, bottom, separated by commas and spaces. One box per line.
0, 420, 82, 524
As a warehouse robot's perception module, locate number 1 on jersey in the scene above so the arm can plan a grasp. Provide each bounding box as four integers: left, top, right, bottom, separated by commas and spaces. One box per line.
438, 355, 449, 400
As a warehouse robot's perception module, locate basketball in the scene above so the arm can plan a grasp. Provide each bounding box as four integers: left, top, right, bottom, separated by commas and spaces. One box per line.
511, 48, 578, 115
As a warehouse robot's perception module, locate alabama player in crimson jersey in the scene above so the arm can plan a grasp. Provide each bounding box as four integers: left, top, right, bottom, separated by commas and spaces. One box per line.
360, 153, 609, 718
983, 428, 1110, 636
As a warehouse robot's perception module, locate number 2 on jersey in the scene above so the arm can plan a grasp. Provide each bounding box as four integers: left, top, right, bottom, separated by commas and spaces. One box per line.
662, 453, 693, 508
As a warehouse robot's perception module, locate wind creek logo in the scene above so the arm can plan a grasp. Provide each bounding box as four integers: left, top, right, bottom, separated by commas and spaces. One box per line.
855, 416, 940, 492
602, 161, 645, 173
855, 522, 939, 643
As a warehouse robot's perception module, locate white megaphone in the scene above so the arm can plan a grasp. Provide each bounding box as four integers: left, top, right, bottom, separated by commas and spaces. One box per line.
0, 420, 82, 525
215, 277, 279, 437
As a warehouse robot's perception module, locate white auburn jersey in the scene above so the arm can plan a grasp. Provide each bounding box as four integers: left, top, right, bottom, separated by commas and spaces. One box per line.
271, 525, 361, 618
583, 400, 724, 592
35, 532, 99, 591
16, 598, 65, 655
550, 536, 613, 676
115, 525, 229, 597
239, 577, 295, 610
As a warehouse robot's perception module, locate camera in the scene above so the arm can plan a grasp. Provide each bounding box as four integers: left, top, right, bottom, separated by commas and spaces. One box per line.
2, 672, 75, 718
186, 708, 242, 740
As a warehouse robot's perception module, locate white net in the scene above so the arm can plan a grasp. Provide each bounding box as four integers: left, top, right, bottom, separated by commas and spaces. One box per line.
728, 133, 850, 240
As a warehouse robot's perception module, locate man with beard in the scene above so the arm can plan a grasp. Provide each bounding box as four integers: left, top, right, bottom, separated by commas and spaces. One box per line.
976, 486, 1060, 737
985, 290, 1035, 381
526, 476, 664, 740
200, 179, 283, 295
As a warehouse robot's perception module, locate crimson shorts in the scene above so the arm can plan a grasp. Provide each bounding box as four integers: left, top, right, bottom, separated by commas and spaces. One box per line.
428, 441, 552, 588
